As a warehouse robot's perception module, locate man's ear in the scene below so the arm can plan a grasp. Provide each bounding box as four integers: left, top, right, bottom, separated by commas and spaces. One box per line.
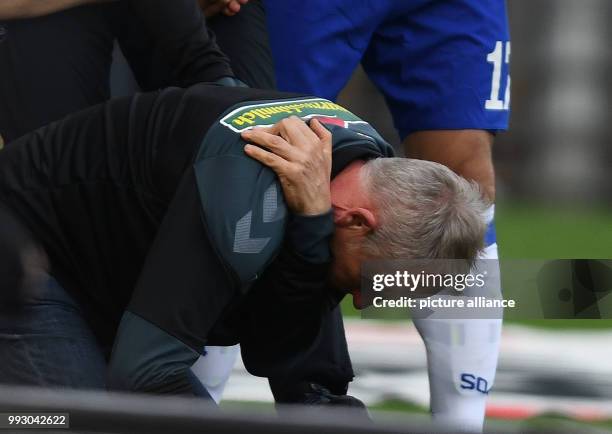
335, 208, 377, 234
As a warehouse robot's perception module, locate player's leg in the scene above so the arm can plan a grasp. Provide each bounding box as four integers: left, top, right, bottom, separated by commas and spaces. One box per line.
264, 0, 382, 99
413, 215, 502, 432
401, 131, 499, 431
362, 0, 509, 430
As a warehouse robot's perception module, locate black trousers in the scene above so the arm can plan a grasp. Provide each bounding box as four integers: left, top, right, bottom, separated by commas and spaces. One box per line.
207, 0, 277, 90
0, 0, 275, 142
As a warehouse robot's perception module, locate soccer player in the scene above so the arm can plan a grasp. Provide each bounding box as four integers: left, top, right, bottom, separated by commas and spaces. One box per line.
264, 0, 510, 430
0, 84, 487, 399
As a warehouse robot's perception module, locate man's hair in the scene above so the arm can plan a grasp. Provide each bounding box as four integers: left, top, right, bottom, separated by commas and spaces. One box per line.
361, 158, 489, 265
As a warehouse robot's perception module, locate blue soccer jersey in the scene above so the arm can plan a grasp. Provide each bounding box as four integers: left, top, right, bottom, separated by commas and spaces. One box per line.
265, 0, 511, 139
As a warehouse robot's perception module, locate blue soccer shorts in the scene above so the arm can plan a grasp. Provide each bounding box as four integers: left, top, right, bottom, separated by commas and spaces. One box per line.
265, 0, 511, 138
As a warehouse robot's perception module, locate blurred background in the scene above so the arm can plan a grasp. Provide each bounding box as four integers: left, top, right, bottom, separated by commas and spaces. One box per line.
217, 1, 612, 432
1, 0, 609, 432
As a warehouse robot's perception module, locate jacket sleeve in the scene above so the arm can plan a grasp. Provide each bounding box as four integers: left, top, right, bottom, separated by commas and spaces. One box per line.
108, 311, 212, 397
275, 210, 335, 300
238, 210, 339, 378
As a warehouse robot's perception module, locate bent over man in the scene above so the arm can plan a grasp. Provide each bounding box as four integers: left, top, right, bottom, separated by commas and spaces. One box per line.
0, 84, 487, 399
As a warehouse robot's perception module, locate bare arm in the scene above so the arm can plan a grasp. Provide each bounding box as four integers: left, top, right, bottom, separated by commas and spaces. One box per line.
403, 129, 495, 201
0, 0, 112, 20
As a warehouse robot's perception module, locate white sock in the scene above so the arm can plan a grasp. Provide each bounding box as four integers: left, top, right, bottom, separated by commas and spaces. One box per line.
191, 344, 240, 403
413, 206, 502, 432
